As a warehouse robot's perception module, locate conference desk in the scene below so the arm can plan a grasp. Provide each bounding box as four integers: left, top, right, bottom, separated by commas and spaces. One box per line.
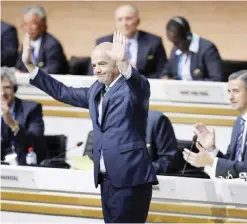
1, 165, 247, 223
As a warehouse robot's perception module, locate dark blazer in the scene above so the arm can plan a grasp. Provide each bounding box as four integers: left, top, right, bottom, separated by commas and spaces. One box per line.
1, 21, 19, 67
163, 37, 223, 81
216, 116, 247, 178
88, 30, 167, 78
146, 110, 178, 174
30, 68, 158, 188
1, 97, 46, 165
16, 32, 68, 74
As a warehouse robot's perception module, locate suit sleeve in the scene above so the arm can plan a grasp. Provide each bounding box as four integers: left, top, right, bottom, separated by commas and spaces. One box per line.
125, 67, 150, 99
1, 26, 19, 67
152, 115, 178, 174
216, 159, 247, 178
30, 69, 90, 108
148, 38, 167, 78
161, 59, 174, 78
13, 104, 44, 157
203, 44, 223, 81
215, 144, 247, 178
43, 42, 68, 74
161, 48, 177, 79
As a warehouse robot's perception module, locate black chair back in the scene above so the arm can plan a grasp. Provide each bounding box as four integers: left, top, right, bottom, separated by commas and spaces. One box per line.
44, 135, 67, 160
83, 131, 94, 160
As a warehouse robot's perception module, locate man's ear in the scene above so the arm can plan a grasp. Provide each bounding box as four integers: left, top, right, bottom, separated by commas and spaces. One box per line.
136, 18, 140, 27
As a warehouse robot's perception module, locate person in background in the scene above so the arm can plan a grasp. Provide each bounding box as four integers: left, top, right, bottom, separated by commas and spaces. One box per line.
16, 5, 68, 74
88, 4, 167, 78
183, 70, 247, 178
1, 67, 46, 165
1, 21, 19, 67
162, 16, 223, 82
146, 110, 178, 174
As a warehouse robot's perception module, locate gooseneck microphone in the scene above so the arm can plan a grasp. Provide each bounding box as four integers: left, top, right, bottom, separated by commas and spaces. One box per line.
182, 135, 197, 174
40, 141, 83, 166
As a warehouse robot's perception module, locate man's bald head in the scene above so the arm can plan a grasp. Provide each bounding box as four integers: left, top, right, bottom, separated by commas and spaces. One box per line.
115, 4, 139, 18
91, 42, 113, 59
114, 4, 140, 38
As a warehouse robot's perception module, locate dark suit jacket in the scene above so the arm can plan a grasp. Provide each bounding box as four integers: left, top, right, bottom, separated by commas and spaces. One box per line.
16, 32, 68, 74
88, 30, 167, 78
1, 21, 19, 67
146, 110, 178, 174
30, 68, 158, 188
216, 116, 247, 178
163, 37, 223, 81
1, 97, 46, 165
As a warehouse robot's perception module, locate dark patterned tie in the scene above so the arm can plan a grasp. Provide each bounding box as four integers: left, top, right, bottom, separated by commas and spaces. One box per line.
235, 117, 245, 161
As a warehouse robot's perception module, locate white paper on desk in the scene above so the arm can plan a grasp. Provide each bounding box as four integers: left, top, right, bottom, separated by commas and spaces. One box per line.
68, 155, 94, 170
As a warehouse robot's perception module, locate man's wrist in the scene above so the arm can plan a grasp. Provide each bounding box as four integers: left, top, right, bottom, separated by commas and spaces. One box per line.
9, 120, 19, 131
117, 61, 132, 78
208, 154, 215, 167
24, 63, 36, 73
207, 146, 216, 152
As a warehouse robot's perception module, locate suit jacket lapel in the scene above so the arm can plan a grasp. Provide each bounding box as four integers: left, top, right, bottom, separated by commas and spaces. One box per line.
14, 97, 23, 127
92, 82, 104, 128
136, 31, 147, 70
243, 132, 247, 161
37, 34, 45, 65
230, 117, 241, 159
190, 53, 197, 76
101, 76, 125, 126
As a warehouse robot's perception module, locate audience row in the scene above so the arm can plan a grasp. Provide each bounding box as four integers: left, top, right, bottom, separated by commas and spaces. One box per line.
1, 4, 234, 81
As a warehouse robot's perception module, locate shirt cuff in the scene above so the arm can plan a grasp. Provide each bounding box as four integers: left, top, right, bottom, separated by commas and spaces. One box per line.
208, 147, 219, 157
204, 157, 218, 178
30, 66, 39, 80
118, 64, 132, 79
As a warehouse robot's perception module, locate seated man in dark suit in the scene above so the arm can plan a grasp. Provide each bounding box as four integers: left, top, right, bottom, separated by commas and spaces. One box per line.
162, 16, 223, 81
1, 21, 19, 67
146, 110, 178, 174
16, 6, 68, 74
88, 4, 167, 78
183, 70, 247, 178
1, 67, 46, 165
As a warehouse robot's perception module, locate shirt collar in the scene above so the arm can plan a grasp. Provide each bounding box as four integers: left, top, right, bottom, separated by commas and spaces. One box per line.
175, 33, 200, 56
106, 74, 122, 89
127, 31, 139, 43
31, 35, 42, 48
242, 112, 247, 122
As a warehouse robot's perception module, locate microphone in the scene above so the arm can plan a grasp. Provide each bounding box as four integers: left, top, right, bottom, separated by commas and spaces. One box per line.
40, 141, 83, 167
182, 135, 198, 174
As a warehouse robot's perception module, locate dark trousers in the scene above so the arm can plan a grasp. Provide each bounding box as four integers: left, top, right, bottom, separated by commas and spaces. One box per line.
100, 175, 152, 223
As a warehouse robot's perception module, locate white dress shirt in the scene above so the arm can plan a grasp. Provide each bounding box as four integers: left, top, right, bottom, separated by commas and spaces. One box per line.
205, 112, 247, 178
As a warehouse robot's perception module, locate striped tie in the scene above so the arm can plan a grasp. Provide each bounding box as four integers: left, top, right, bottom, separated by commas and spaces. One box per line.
235, 118, 245, 161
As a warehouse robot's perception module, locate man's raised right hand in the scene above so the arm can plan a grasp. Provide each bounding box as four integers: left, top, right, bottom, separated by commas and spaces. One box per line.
22, 33, 36, 73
